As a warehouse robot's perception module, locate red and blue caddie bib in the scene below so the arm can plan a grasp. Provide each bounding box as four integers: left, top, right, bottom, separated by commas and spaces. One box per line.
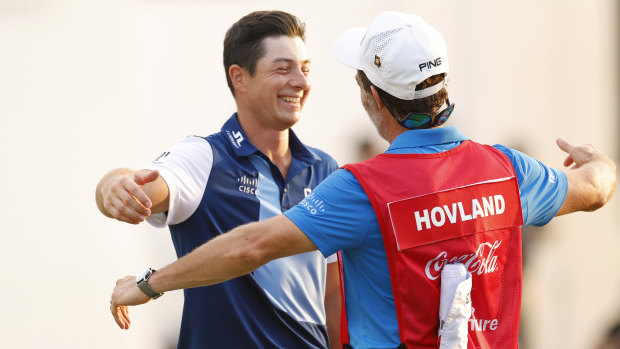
340, 140, 524, 349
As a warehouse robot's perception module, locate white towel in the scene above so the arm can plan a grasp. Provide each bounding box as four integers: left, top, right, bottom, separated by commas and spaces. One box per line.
438, 263, 472, 349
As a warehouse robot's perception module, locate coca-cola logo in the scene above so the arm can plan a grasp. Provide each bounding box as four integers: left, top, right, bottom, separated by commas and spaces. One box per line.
425, 240, 502, 280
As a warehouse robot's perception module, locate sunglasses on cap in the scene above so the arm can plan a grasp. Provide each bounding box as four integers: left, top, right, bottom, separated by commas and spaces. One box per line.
381, 95, 455, 130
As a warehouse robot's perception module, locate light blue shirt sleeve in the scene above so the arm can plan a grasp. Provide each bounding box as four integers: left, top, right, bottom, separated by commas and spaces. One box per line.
494, 144, 568, 226
284, 169, 378, 258
286, 144, 568, 257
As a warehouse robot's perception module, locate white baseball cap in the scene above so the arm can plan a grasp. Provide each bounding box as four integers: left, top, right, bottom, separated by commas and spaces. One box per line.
333, 11, 449, 100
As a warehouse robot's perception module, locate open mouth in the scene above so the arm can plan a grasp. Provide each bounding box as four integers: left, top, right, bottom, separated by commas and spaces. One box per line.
278, 96, 302, 105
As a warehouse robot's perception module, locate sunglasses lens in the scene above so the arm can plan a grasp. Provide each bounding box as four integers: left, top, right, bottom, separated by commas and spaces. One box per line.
435, 116, 448, 126
402, 114, 431, 129
434, 104, 454, 126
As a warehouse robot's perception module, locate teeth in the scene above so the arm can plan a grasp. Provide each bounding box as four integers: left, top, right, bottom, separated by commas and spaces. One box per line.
279, 96, 301, 104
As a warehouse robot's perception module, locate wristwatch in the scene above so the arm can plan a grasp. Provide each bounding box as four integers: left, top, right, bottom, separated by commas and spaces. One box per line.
135, 268, 163, 299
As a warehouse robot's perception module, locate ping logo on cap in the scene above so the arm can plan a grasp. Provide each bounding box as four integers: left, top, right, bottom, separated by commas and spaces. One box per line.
374, 55, 381, 68
419, 57, 442, 72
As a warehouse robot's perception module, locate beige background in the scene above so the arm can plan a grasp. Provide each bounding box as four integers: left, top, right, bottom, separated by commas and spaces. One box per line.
0, 0, 617, 348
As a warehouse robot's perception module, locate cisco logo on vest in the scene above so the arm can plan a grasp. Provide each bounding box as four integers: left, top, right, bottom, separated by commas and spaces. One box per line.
237, 175, 258, 196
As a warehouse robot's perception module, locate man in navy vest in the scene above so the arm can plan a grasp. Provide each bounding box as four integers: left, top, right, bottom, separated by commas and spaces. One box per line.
108, 11, 616, 349
97, 11, 340, 349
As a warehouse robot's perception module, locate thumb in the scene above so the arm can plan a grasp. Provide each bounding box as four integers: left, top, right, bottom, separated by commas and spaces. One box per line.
134, 170, 159, 186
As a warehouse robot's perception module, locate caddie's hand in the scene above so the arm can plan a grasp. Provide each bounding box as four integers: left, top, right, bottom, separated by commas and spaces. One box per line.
556, 138, 605, 169
110, 276, 151, 329
100, 170, 159, 224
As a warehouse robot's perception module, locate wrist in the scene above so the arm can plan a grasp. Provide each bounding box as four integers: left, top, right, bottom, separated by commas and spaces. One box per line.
135, 268, 164, 299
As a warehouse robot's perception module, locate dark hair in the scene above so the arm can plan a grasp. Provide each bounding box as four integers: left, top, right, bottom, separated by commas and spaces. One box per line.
357, 70, 448, 117
223, 11, 306, 96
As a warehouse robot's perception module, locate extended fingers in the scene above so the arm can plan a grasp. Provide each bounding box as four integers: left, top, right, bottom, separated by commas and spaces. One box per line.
128, 185, 152, 210
117, 178, 151, 215
120, 306, 131, 326
556, 138, 601, 168
103, 178, 152, 223
111, 276, 135, 329
110, 303, 131, 329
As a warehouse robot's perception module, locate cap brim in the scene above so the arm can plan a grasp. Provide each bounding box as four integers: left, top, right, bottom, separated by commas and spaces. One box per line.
333, 27, 367, 70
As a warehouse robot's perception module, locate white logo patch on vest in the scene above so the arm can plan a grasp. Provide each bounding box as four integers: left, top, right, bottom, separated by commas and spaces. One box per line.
413, 195, 506, 231
226, 130, 245, 149
387, 177, 521, 251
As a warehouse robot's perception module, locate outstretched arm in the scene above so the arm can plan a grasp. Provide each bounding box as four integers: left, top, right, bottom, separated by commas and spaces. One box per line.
110, 214, 318, 329
95, 168, 169, 224
555, 138, 616, 216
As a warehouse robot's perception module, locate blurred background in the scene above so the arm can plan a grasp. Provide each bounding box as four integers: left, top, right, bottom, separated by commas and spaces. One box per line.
0, 0, 617, 348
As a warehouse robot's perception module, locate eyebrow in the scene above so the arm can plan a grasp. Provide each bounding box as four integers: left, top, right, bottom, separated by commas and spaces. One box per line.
271, 57, 312, 65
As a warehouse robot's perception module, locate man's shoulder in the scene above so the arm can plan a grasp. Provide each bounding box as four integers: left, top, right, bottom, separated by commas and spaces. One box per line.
490, 144, 531, 170
304, 145, 338, 169
203, 130, 237, 153
150, 136, 212, 165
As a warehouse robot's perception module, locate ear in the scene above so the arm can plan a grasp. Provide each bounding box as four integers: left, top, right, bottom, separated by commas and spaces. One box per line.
229, 64, 249, 94
370, 85, 384, 109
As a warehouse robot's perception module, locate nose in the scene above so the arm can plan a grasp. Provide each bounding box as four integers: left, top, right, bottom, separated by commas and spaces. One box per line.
290, 67, 309, 91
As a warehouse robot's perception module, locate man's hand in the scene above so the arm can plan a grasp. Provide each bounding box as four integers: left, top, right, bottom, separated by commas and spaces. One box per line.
557, 138, 608, 169
556, 138, 617, 215
110, 276, 152, 329
97, 169, 160, 224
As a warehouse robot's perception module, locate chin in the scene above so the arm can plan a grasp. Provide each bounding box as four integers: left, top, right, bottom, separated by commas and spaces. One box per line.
279, 114, 301, 130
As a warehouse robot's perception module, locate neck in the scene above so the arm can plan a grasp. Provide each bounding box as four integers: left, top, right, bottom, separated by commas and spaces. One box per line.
386, 127, 408, 144
236, 111, 292, 179
379, 111, 409, 144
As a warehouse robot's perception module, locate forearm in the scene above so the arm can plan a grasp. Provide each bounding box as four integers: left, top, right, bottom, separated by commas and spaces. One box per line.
148, 224, 268, 293
109, 215, 318, 329
142, 215, 317, 293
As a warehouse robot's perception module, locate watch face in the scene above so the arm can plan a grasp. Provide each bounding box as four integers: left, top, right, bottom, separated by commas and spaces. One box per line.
137, 268, 152, 283
135, 268, 162, 299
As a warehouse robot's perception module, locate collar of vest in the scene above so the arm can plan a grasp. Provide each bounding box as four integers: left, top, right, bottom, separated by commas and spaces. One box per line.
388, 126, 468, 152
221, 113, 321, 164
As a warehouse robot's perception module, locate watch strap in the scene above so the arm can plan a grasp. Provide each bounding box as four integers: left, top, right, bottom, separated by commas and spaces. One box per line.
136, 268, 163, 299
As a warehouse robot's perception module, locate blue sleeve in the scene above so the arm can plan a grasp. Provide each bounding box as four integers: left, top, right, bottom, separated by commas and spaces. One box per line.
284, 169, 378, 257
494, 145, 568, 226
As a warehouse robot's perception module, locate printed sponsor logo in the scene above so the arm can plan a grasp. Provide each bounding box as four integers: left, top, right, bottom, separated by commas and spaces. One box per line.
418, 57, 442, 72
469, 307, 499, 332
226, 130, 244, 149
238, 175, 258, 196
299, 192, 326, 215
548, 168, 556, 184
304, 188, 312, 197
413, 195, 505, 231
153, 151, 170, 164
424, 240, 502, 280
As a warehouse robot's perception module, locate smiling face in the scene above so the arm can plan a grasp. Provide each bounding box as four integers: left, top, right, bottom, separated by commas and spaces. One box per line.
243, 35, 311, 131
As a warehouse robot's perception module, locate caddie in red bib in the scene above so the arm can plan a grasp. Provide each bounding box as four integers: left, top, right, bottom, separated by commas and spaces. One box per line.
341, 141, 524, 348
